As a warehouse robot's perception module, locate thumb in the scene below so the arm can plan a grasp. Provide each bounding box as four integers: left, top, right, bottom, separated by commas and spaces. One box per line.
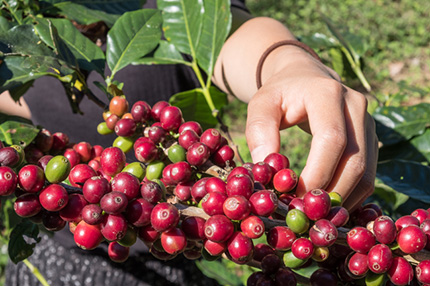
246, 93, 283, 163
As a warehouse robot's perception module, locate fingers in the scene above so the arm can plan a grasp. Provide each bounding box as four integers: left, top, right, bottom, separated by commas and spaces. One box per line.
343, 114, 379, 211
246, 91, 283, 163
295, 81, 347, 197
324, 89, 368, 202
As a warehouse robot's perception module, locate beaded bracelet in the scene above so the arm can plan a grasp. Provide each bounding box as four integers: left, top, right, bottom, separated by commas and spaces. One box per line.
256, 40, 322, 89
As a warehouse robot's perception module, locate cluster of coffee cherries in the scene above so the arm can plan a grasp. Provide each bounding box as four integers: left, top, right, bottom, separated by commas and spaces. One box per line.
1, 97, 430, 286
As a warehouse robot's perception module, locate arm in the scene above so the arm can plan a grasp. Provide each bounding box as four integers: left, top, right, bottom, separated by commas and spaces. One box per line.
0, 91, 32, 119
213, 13, 378, 211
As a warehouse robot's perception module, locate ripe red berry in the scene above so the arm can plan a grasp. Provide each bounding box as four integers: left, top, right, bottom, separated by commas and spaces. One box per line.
159, 106, 183, 131
251, 162, 273, 186
150, 202, 180, 232
267, 226, 296, 251
39, 184, 69, 211
18, 164, 45, 193
347, 252, 369, 277
181, 216, 206, 241
416, 260, 430, 284
59, 193, 87, 222
82, 176, 111, 204
347, 226, 376, 254
272, 168, 297, 193
303, 189, 331, 221
204, 214, 234, 243
387, 257, 414, 286
110, 172, 140, 200
309, 219, 338, 247
100, 147, 126, 177
223, 195, 251, 221
227, 231, 254, 264
367, 244, 393, 274
108, 241, 130, 262
397, 225, 427, 254
373, 215, 397, 245
264, 153, 290, 174
161, 228, 187, 255
249, 190, 278, 217
14, 193, 42, 218
74, 220, 103, 250
68, 164, 97, 188
0, 166, 18, 196
291, 238, 314, 260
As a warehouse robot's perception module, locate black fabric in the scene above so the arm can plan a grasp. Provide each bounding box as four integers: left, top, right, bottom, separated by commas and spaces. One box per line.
7, 1, 249, 285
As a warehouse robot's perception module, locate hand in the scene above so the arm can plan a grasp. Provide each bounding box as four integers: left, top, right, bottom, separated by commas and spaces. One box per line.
245, 48, 378, 211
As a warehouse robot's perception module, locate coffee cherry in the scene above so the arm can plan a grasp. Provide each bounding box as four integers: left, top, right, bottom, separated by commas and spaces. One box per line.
354, 207, 379, 227
160, 106, 182, 131
325, 206, 349, 227
51, 132, 69, 151
286, 209, 310, 234
151, 101, 170, 121
223, 195, 251, 221
205, 177, 227, 194
114, 118, 136, 137
186, 142, 210, 166
252, 162, 273, 186
131, 100, 151, 123
161, 228, 187, 255
241, 216, 265, 239
0, 166, 18, 196
291, 238, 314, 260
14, 193, 42, 217
395, 215, 420, 232
169, 161, 192, 184
347, 226, 376, 254
347, 252, 369, 277
397, 225, 427, 254
261, 253, 281, 275
111, 172, 140, 200
416, 260, 430, 284
108, 241, 130, 262
63, 148, 81, 168
267, 226, 296, 251
387, 257, 414, 286
174, 181, 193, 202
82, 176, 110, 204
82, 204, 104, 225
68, 164, 97, 188
211, 145, 235, 168
288, 197, 305, 213
303, 189, 331, 221
309, 269, 339, 286
273, 168, 297, 193
146, 160, 165, 181
367, 244, 393, 274
263, 153, 290, 174
203, 239, 226, 257
39, 184, 68, 211
100, 191, 128, 214
181, 216, 206, 241
282, 250, 307, 268
73, 141, 93, 163
411, 209, 429, 224
74, 220, 103, 250
0, 147, 20, 167
167, 144, 186, 163
109, 95, 129, 117
204, 214, 234, 243
178, 129, 200, 150
140, 181, 164, 204
138, 224, 160, 244
59, 193, 87, 222
200, 128, 222, 153
274, 268, 296, 286
201, 192, 227, 216
309, 219, 338, 247
100, 147, 126, 177
191, 177, 209, 203
151, 202, 180, 232
42, 211, 66, 231
101, 213, 128, 241
125, 198, 153, 227
89, 145, 103, 159
227, 166, 254, 181
249, 190, 278, 217
44, 155, 71, 184
373, 215, 397, 245
227, 231, 254, 264
226, 174, 253, 199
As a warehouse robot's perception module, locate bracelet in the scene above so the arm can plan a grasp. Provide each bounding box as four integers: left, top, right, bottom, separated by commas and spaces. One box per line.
256, 40, 322, 89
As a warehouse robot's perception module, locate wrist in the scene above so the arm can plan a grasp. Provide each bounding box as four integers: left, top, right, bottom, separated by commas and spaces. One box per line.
258, 42, 321, 88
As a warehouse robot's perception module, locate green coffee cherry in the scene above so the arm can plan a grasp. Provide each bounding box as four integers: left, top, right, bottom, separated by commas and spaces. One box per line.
97, 122, 114, 135
45, 155, 71, 183
146, 160, 165, 181
286, 209, 310, 234
167, 144, 186, 163
283, 250, 307, 268
118, 226, 137, 247
113, 136, 134, 153
329, 192, 343, 206
122, 162, 146, 182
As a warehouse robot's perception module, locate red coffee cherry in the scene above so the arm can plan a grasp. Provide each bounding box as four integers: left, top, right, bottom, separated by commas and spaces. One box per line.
138, 224, 160, 244
178, 129, 200, 150
81, 204, 105, 225
263, 152, 290, 174
223, 195, 251, 221
140, 181, 163, 204
174, 181, 193, 202
100, 191, 128, 214
272, 168, 298, 193
151, 101, 170, 121
101, 213, 128, 241
18, 164, 45, 193
227, 231, 254, 264
108, 241, 130, 263
131, 100, 151, 123
100, 147, 126, 177
411, 208, 429, 225
14, 193, 42, 218
397, 225, 427, 254
395, 215, 420, 232
68, 164, 97, 188
251, 162, 273, 186
367, 244, 393, 274
205, 177, 227, 194
74, 220, 103, 250
267, 226, 296, 251
161, 228, 187, 255
135, 141, 158, 163
249, 190, 278, 217
226, 174, 253, 199
204, 214, 234, 243
211, 145, 235, 168
82, 176, 111, 204
191, 177, 209, 203
39, 184, 69, 212
63, 148, 81, 168
109, 95, 129, 117
200, 128, 222, 153
59, 193, 87, 222
241, 216, 265, 239
181, 216, 206, 241
186, 142, 210, 166
387, 257, 414, 286
347, 252, 369, 277
42, 211, 66, 232
159, 106, 183, 131
201, 192, 227, 216
416, 260, 430, 284
203, 239, 226, 257
303, 189, 331, 221
325, 206, 350, 228
150, 202, 180, 232
309, 219, 338, 247
0, 166, 18, 196
73, 141, 93, 163
111, 172, 140, 200
291, 238, 314, 260
169, 161, 192, 184
347, 226, 376, 254
373, 215, 397, 245
114, 118, 136, 137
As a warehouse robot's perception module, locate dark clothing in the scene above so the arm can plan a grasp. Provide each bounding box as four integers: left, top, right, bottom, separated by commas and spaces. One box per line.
6, 0, 248, 285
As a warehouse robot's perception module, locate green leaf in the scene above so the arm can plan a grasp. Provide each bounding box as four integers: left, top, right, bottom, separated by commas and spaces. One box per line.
373, 103, 430, 146
0, 119, 39, 146
291, 260, 318, 278
132, 40, 189, 66
0, 16, 13, 34
195, 260, 242, 286
376, 159, 430, 204
8, 220, 41, 264
8, 80, 34, 101
106, 9, 162, 77
410, 128, 430, 162
169, 86, 227, 130
157, 0, 204, 56
329, 47, 344, 78
195, 0, 231, 77
36, 18, 105, 74
300, 33, 338, 50
39, 0, 143, 27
